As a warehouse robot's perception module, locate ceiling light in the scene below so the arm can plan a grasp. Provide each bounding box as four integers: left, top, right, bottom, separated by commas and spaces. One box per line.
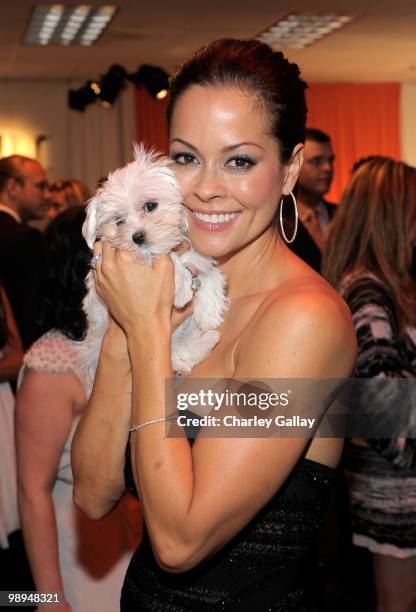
257, 13, 357, 49
23, 4, 117, 46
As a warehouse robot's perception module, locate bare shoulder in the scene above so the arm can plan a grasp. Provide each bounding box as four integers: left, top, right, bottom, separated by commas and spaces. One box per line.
235, 276, 357, 379
17, 368, 84, 417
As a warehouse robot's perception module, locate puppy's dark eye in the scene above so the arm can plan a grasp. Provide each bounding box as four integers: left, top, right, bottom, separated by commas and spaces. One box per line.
144, 201, 158, 213
115, 217, 126, 226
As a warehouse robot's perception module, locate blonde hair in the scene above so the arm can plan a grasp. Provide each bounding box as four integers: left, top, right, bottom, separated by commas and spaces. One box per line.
323, 157, 416, 330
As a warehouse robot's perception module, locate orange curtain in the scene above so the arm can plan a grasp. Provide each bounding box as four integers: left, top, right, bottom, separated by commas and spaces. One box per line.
306, 83, 400, 203
135, 86, 169, 154
134, 83, 400, 202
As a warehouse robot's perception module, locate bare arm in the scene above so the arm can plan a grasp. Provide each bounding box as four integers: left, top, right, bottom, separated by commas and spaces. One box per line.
0, 286, 23, 382
71, 254, 193, 517
15, 369, 76, 598
71, 321, 131, 518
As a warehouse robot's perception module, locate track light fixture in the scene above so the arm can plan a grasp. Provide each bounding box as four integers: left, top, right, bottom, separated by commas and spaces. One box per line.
68, 64, 126, 112
99, 64, 127, 106
68, 63, 170, 112
68, 81, 100, 112
128, 65, 169, 100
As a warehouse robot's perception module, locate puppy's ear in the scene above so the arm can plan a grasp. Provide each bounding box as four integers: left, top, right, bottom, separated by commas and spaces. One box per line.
83, 197, 98, 249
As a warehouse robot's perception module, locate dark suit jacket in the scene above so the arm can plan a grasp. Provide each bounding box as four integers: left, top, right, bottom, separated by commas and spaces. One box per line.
0, 211, 45, 349
289, 201, 337, 273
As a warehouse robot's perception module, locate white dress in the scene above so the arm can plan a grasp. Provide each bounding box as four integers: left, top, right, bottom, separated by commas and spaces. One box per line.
20, 330, 142, 611
0, 366, 19, 548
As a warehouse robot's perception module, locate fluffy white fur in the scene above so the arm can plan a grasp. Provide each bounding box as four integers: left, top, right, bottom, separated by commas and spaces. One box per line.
80, 144, 228, 395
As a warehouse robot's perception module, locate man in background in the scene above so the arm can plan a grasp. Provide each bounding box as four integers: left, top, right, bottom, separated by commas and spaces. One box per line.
0, 155, 49, 350
290, 128, 337, 272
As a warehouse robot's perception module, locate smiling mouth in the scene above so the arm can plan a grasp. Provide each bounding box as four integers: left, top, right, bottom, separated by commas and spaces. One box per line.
191, 211, 240, 224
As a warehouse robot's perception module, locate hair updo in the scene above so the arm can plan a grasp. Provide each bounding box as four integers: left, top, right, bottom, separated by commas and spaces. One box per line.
167, 38, 308, 164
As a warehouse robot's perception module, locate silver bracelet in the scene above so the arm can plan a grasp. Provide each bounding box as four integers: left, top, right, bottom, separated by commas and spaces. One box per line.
129, 415, 177, 432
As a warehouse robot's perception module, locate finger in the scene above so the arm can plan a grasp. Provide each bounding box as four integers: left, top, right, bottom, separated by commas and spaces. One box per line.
153, 254, 173, 270
186, 264, 197, 276
91, 241, 103, 276
92, 240, 103, 256
115, 245, 140, 266
101, 239, 114, 259
173, 240, 191, 256
100, 239, 118, 275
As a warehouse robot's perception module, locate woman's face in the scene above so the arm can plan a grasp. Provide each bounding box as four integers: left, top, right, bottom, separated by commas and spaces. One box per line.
47, 190, 68, 220
169, 85, 299, 259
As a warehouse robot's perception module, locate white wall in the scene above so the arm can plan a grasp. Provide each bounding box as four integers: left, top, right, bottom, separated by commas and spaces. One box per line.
0, 80, 136, 191
401, 83, 416, 168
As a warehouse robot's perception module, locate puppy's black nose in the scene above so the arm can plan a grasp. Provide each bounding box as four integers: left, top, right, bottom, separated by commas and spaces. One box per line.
132, 231, 146, 245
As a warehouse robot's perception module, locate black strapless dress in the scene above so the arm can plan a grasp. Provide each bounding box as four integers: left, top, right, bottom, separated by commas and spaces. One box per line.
121, 433, 335, 612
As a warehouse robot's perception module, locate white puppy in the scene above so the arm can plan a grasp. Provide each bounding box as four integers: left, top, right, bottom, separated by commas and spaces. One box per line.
80, 145, 228, 395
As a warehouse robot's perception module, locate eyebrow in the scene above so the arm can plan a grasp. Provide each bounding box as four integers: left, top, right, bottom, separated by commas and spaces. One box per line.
170, 138, 264, 153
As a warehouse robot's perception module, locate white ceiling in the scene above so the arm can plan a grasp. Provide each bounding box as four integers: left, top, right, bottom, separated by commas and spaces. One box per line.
1, 0, 416, 83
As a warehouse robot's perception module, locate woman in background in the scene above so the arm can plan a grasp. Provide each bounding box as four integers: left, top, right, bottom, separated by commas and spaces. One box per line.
16, 207, 140, 612
47, 179, 91, 220
323, 157, 416, 611
0, 282, 23, 550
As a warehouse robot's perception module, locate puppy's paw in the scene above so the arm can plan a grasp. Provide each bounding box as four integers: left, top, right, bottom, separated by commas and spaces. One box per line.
171, 353, 193, 375
198, 329, 221, 353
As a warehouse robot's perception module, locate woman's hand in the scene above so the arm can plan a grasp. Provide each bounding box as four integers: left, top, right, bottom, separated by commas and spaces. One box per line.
171, 301, 194, 331
92, 241, 175, 336
170, 240, 195, 331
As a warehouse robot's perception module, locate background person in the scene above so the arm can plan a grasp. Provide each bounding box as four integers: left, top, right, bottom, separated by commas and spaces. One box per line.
0, 282, 34, 594
0, 155, 48, 349
16, 207, 141, 612
323, 157, 416, 612
48, 179, 91, 221
72, 38, 356, 610
290, 128, 336, 272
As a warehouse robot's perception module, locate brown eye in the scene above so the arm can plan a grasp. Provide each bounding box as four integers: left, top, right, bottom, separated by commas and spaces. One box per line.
115, 217, 126, 225
144, 201, 158, 213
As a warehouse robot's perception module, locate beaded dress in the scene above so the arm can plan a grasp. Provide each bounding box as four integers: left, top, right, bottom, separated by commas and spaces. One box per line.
121, 430, 336, 611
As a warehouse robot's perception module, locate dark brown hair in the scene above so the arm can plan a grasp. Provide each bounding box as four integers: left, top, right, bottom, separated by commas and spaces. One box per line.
323, 157, 416, 330
167, 38, 307, 164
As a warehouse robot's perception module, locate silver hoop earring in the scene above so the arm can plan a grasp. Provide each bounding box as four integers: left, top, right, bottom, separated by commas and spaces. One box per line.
279, 191, 298, 244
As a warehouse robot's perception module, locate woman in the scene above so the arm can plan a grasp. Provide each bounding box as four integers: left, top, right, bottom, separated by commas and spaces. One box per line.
323, 158, 416, 611
48, 179, 90, 220
15, 207, 140, 612
72, 39, 356, 610
0, 283, 23, 549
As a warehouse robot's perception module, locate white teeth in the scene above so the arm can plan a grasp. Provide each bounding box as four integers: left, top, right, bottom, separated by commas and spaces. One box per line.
193, 211, 239, 223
